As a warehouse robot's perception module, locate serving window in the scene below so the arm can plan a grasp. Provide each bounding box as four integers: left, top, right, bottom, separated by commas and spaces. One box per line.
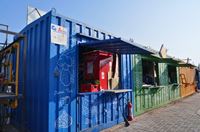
79, 47, 120, 92
78, 38, 153, 93
168, 65, 177, 84
142, 59, 159, 86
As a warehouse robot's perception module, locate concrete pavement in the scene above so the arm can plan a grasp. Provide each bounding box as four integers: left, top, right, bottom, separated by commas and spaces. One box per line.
103, 93, 200, 132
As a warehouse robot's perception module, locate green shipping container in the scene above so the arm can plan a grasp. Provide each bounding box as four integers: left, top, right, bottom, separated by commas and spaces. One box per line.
133, 55, 180, 116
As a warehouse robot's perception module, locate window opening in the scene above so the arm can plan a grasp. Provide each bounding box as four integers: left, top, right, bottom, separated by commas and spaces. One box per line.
142, 59, 159, 86
79, 47, 119, 92
168, 65, 177, 84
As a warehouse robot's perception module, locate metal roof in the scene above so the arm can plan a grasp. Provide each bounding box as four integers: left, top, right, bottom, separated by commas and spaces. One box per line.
178, 63, 196, 67
80, 38, 154, 54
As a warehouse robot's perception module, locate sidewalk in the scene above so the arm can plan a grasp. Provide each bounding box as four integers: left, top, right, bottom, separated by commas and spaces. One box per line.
103, 93, 200, 132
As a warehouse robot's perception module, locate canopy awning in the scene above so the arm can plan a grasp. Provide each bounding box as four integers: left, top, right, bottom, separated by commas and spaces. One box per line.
178, 63, 196, 67
161, 58, 182, 64
142, 54, 161, 62
141, 54, 183, 64
79, 38, 154, 54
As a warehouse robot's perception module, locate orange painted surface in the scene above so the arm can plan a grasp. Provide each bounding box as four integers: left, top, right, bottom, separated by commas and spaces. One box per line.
179, 67, 196, 98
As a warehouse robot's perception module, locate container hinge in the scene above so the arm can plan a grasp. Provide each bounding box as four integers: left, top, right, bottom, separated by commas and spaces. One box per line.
77, 97, 80, 104
77, 123, 80, 129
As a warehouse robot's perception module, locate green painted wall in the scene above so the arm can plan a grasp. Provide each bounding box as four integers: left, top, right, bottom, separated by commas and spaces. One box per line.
133, 55, 180, 116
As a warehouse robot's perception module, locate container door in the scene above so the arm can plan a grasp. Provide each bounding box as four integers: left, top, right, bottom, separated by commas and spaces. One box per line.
48, 17, 78, 132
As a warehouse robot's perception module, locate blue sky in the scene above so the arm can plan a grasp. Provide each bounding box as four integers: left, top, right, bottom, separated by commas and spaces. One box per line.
0, 0, 199, 65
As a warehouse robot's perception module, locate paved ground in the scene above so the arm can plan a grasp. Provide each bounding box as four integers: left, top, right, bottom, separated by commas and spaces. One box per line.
103, 93, 200, 132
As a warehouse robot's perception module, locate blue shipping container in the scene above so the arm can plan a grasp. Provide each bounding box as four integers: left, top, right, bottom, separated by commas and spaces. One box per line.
12, 9, 152, 132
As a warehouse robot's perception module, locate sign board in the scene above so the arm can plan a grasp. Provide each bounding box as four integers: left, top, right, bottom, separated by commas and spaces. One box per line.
159, 44, 167, 58
51, 24, 67, 45
27, 6, 46, 25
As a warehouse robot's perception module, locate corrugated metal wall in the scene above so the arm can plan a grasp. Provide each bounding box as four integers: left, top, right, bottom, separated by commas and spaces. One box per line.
12, 10, 133, 132
78, 91, 132, 131
12, 12, 51, 132
133, 55, 180, 116
159, 63, 180, 102
179, 67, 196, 97
48, 12, 78, 132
